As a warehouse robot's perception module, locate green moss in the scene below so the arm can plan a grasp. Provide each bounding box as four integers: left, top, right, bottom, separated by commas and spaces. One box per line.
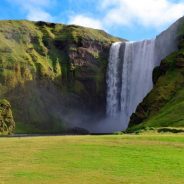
0, 99, 15, 135
73, 80, 86, 94
0, 99, 10, 107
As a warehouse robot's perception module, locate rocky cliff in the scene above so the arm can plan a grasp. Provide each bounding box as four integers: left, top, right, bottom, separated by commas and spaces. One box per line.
0, 20, 121, 133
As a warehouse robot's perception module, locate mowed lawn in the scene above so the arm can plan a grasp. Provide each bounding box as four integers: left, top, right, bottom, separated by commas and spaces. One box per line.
0, 134, 184, 184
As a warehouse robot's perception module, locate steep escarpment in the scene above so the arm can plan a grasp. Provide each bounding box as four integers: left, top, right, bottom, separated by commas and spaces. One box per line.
129, 35, 184, 130
0, 20, 121, 133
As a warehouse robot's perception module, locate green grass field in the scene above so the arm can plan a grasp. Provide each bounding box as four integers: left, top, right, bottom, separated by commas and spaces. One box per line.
0, 134, 184, 184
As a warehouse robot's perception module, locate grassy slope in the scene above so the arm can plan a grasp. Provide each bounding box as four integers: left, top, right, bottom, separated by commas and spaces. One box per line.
0, 135, 184, 184
142, 88, 184, 127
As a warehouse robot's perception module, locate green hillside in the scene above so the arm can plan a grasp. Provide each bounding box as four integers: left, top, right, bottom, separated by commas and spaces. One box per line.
0, 20, 120, 133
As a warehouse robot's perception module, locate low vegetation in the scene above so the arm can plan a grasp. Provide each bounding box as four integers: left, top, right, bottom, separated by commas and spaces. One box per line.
0, 134, 184, 184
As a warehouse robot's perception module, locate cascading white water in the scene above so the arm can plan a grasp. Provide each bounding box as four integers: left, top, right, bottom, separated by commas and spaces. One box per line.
106, 40, 156, 130
119, 40, 156, 129
106, 19, 180, 131
106, 42, 122, 116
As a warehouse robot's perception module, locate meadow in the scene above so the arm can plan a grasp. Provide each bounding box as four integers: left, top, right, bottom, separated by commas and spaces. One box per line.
0, 134, 184, 184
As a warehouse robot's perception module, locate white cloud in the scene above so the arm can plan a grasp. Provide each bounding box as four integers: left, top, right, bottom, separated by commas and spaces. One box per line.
7, 0, 184, 31
26, 8, 53, 22
67, 0, 184, 31
68, 15, 103, 29
101, 0, 184, 28
6, 0, 53, 21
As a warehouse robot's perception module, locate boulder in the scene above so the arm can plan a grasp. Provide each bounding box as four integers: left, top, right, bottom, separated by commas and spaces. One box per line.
0, 99, 15, 135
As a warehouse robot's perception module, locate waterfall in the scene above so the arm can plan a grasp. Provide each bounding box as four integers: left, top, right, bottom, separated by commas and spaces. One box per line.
106, 20, 180, 131
119, 40, 156, 129
106, 42, 122, 116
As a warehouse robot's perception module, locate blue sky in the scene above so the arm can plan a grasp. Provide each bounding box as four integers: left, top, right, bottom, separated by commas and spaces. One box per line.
0, 0, 184, 40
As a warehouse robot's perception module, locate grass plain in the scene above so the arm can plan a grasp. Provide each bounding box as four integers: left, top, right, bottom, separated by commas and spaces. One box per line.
0, 134, 184, 184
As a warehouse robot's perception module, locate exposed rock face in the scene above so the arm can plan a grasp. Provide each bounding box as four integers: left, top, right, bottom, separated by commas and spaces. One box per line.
0, 20, 122, 133
0, 99, 15, 134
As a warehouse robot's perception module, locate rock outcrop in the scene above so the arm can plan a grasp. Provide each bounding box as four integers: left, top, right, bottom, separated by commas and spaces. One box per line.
0, 99, 15, 134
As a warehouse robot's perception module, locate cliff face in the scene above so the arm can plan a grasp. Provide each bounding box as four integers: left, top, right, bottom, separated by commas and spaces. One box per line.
129, 36, 184, 130
0, 20, 121, 133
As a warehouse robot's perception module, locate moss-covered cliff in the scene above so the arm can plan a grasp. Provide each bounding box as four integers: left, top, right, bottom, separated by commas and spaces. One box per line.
0, 99, 15, 134
129, 36, 184, 131
0, 20, 122, 133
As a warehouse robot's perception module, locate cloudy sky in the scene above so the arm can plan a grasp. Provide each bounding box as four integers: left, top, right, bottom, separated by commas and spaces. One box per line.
0, 0, 184, 40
